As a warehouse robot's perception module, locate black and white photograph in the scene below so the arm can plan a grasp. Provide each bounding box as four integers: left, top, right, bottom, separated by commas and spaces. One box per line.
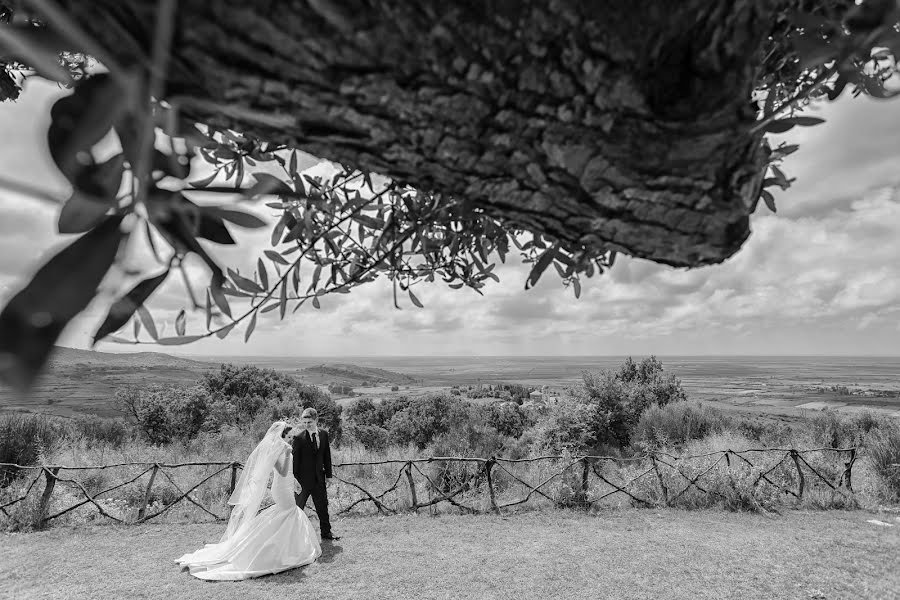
1, 1, 899, 598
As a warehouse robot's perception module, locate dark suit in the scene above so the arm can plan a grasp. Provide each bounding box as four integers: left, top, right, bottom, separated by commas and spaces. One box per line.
292, 429, 333, 537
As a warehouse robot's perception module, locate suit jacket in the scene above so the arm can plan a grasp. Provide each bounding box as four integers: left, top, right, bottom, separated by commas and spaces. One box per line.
292, 429, 332, 490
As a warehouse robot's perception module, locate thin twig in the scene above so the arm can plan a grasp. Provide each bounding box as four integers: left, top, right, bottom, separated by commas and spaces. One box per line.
136, 463, 231, 523
43, 465, 153, 522
42, 468, 125, 524
158, 466, 225, 521
590, 463, 655, 505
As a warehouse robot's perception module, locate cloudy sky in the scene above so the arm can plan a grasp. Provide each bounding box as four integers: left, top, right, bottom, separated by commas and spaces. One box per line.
1, 78, 899, 357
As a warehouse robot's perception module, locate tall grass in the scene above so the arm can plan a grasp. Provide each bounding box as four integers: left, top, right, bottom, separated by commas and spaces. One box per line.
1, 413, 133, 487
631, 402, 730, 449
867, 421, 900, 502
2, 407, 899, 531
0, 414, 59, 486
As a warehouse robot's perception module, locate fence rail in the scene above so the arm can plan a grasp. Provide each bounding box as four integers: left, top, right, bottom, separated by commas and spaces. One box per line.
0, 447, 858, 527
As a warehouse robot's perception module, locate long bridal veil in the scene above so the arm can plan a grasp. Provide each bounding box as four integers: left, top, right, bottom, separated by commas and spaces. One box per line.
177, 420, 321, 580
221, 421, 288, 543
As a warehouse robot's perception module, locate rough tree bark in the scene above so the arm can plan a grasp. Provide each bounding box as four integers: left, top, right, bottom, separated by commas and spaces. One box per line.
60, 0, 774, 268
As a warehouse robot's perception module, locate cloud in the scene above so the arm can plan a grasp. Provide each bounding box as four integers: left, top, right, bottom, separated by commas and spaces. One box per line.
769, 94, 900, 220
4, 78, 900, 356
489, 295, 562, 324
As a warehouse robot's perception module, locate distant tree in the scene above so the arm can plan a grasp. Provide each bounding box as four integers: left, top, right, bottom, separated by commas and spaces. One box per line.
115, 364, 342, 442
533, 397, 600, 454
115, 385, 177, 445
485, 402, 534, 439
166, 385, 211, 440
345, 397, 378, 427
327, 383, 354, 396
203, 364, 341, 438
347, 424, 392, 452
577, 357, 687, 449
388, 394, 472, 449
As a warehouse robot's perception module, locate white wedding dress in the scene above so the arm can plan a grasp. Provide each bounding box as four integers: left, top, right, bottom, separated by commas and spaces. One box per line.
176, 422, 322, 580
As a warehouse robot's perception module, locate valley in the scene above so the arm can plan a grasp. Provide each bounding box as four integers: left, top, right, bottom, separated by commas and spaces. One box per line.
1, 348, 898, 423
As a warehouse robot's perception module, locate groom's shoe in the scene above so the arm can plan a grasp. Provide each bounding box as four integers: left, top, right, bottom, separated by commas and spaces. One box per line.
322, 533, 341, 541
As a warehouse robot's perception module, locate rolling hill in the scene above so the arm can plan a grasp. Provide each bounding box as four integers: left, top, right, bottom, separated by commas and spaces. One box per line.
1, 350, 418, 417
1, 347, 216, 418
295, 363, 418, 386
46, 346, 211, 369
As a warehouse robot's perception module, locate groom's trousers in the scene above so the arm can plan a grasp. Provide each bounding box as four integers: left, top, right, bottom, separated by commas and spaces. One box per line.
295, 484, 332, 537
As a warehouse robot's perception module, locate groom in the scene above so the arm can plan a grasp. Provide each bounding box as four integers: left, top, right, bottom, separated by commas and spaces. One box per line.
292, 408, 339, 540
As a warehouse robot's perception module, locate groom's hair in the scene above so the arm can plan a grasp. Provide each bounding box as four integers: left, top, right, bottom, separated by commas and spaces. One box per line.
301, 407, 318, 420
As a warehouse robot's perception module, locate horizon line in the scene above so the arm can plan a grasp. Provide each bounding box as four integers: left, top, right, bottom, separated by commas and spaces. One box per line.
78, 347, 900, 360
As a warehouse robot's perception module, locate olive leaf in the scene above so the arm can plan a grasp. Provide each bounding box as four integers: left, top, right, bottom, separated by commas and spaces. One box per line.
92, 268, 169, 345
0, 216, 125, 390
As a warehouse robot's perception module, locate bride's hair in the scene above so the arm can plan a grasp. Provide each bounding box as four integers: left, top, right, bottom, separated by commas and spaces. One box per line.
281, 425, 293, 439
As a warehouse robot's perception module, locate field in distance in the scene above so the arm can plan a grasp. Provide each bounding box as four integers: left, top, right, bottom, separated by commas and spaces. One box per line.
1, 349, 898, 422
0, 348, 417, 418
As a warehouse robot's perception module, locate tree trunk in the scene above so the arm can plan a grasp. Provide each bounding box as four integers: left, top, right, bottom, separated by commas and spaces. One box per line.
61, 0, 773, 267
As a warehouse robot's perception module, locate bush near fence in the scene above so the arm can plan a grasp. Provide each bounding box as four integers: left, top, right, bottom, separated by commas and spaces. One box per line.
0, 443, 864, 531
4, 356, 899, 530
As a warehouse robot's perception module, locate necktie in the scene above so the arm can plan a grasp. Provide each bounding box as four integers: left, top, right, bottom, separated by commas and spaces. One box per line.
311, 432, 318, 449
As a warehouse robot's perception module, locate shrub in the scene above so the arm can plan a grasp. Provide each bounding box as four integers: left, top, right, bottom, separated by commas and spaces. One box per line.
428, 422, 508, 492
430, 421, 508, 459
632, 402, 730, 449
804, 409, 886, 450
576, 356, 687, 449
485, 402, 534, 439
0, 414, 60, 486
202, 364, 342, 437
388, 394, 472, 449
345, 398, 378, 427
0, 489, 44, 531
733, 419, 768, 442
201, 363, 286, 400
328, 384, 354, 395
621, 432, 796, 512
346, 396, 415, 437
868, 422, 900, 502
347, 424, 392, 452
531, 397, 598, 453
116, 386, 176, 444
808, 410, 861, 449
167, 386, 212, 440
69, 416, 132, 447
115, 364, 343, 444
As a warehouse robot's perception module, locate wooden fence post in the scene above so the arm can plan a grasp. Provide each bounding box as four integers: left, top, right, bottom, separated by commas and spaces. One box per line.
843, 448, 856, 492
137, 464, 159, 522
38, 467, 60, 525
580, 458, 590, 507
229, 462, 240, 496
650, 454, 668, 506
404, 462, 418, 512
426, 472, 435, 515
790, 450, 805, 499
485, 459, 501, 515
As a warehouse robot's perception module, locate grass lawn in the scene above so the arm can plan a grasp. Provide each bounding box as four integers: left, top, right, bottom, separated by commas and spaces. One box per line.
2, 509, 899, 600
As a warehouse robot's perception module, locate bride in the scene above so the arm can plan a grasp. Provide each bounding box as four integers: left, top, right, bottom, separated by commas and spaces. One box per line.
176, 421, 322, 580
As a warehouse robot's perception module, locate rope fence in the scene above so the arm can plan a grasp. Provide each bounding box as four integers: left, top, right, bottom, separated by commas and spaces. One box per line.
0, 447, 858, 527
